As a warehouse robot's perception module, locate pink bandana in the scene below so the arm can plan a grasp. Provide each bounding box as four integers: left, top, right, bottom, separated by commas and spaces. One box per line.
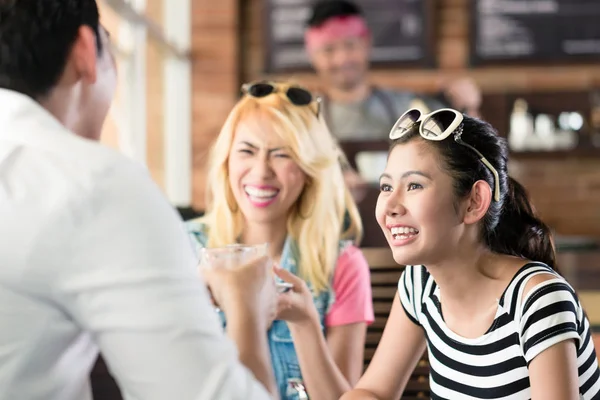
304, 15, 370, 52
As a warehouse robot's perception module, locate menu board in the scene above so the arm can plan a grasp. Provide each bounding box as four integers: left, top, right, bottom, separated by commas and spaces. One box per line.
264, 0, 434, 72
471, 0, 600, 64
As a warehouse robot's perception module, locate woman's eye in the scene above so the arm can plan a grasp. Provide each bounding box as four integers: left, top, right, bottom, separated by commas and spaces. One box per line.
407, 183, 423, 191
273, 153, 290, 158
379, 183, 392, 192
238, 149, 253, 155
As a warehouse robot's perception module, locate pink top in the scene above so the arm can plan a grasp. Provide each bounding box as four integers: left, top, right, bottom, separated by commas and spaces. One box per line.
325, 245, 375, 327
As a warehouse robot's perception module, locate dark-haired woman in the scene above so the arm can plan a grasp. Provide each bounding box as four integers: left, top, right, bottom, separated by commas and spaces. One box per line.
342, 108, 600, 400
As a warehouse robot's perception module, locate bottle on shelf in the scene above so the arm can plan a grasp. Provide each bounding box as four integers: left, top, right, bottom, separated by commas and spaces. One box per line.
534, 113, 556, 151
508, 98, 535, 151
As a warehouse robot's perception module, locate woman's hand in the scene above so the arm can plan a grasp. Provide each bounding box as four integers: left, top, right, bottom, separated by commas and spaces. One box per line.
273, 266, 320, 326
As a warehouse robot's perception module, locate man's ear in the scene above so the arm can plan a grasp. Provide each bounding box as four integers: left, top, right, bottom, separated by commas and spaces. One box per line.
463, 180, 492, 225
70, 26, 98, 84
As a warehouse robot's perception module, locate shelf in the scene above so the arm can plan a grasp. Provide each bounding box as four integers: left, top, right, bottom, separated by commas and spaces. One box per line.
509, 146, 600, 160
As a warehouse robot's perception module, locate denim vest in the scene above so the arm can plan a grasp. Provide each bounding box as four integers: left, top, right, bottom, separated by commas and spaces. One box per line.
187, 221, 346, 400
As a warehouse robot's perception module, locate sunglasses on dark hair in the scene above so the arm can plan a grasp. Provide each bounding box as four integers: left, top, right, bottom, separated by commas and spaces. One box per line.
241, 81, 321, 118
389, 108, 500, 202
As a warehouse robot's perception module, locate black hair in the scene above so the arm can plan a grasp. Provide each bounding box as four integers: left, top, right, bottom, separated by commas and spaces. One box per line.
307, 0, 364, 27
0, 0, 102, 99
391, 116, 557, 270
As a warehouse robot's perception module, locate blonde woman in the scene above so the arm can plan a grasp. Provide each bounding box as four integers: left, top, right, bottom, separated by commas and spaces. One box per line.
188, 81, 374, 400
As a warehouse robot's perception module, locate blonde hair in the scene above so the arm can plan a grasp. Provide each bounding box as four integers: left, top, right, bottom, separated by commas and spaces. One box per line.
197, 82, 362, 293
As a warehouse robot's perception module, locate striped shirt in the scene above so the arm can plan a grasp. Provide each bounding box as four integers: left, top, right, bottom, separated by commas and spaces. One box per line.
399, 262, 600, 399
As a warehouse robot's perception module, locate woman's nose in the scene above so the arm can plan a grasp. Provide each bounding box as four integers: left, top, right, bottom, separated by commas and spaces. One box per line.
385, 191, 407, 217
252, 155, 275, 178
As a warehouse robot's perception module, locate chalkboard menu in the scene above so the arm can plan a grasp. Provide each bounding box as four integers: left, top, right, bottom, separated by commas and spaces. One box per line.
264, 0, 434, 72
471, 0, 600, 64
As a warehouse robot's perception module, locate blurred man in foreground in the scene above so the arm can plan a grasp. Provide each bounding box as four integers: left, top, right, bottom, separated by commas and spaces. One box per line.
0, 1, 277, 399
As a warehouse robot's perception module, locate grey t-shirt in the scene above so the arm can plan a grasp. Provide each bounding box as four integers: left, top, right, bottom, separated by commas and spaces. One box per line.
324, 88, 445, 141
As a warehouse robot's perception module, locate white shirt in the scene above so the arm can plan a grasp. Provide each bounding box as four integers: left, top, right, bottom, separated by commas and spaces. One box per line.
0, 89, 271, 400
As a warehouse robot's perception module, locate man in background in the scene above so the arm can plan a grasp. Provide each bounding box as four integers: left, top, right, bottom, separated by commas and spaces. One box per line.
306, 0, 482, 140
305, 1, 481, 197
0, 1, 276, 399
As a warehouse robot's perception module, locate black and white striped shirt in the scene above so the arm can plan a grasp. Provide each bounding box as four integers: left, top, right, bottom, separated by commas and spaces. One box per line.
399, 262, 600, 399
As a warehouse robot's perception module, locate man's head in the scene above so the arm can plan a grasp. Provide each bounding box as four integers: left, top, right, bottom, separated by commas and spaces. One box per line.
305, 0, 371, 92
0, 0, 117, 140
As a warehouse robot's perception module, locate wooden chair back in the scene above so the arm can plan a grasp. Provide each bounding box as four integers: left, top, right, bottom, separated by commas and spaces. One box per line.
362, 247, 430, 399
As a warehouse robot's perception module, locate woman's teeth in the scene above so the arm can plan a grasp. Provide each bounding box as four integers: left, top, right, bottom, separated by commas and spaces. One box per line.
390, 226, 419, 240
244, 186, 279, 200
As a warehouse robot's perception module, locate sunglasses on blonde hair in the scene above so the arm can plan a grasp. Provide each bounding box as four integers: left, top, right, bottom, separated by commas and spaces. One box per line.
389, 108, 500, 202
241, 81, 321, 118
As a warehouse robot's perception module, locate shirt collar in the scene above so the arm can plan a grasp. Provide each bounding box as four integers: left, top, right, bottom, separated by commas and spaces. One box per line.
0, 88, 73, 141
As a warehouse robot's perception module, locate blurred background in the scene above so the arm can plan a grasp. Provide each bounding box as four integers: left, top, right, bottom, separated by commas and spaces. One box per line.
94, 0, 600, 397
99, 0, 600, 240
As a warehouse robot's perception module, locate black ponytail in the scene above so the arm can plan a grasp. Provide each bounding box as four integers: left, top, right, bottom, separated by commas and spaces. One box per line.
486, 177, 557, 270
